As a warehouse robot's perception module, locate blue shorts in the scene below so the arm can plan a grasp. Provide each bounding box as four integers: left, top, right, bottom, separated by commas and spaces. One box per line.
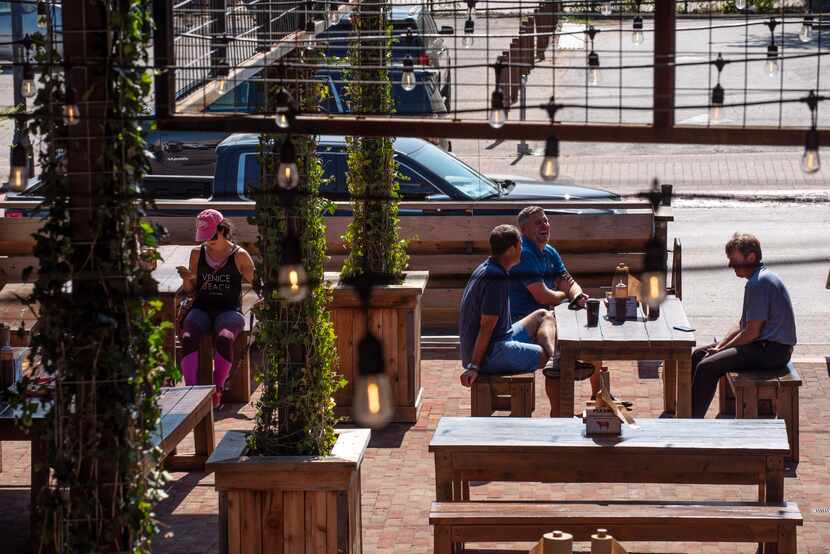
480, 321, 543, 375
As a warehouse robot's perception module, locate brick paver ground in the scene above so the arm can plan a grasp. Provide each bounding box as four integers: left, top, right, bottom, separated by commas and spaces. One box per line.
1, 354, 828, 553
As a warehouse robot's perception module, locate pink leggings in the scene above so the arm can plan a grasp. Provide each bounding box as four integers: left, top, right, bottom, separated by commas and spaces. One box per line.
180, 308, 246, 391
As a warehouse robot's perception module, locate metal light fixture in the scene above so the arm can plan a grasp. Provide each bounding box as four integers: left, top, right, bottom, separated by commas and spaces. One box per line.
36, 1, 48, 28
466, 0, 477, 22
489, 58, 507, 129
63, 85, 80, 126
278, 235, 309, 302
401, 56, 416, 92
641, 238, 667, 309
21, 62, 35, 98
275, 87, 297, 130
735, 0, 747, 10
632, 16, 644, 46
277, 138, 300, 189
327, 2, 339, 25
463, 17, 474, 48
709, 53, 726, 123
540, 100, 561, 181
8, 141, 28, 192
800, 15, 813, 43
586, 26, 600, 84
764, 19, 779, 78
802, 91, 821, 174
305, 2, 316, 51
215, 34, 229, 93
352, 332, 394, 428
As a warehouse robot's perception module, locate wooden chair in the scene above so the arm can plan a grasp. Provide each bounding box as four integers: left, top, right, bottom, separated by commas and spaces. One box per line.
471, 373, 535, 417
718, 362, 801, 463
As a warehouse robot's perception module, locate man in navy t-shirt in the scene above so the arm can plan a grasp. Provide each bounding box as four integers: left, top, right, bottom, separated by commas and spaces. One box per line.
691, 233, 797, 417
459, 225, 558, 400
508, 206, 602, 399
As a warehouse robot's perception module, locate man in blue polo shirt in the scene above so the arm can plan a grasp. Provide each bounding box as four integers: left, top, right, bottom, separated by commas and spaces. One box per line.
691, 233, 796, 418
509, 205, 602, 400
459, 225, 558, 397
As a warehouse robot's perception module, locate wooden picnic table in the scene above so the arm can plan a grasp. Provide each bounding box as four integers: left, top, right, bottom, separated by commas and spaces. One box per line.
555, 295, 696, 417
0, 385, 215, 552
429, 416, 789, 503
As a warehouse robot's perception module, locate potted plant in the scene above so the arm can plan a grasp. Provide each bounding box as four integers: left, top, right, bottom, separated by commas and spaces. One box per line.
207, 52, 369, 554
330, 0, 428, 425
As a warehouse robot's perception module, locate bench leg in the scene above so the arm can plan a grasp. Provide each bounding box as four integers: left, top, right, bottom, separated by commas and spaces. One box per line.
718, 375, 735, 416
663, 359, 677, 414
545, 376, 560, 418
433, 525, 453, 554
778, 386, 799, 464
509, 381, 533, 417
676, 358, 692, 417
471, 381, 493, 417
193, 407, 215, 460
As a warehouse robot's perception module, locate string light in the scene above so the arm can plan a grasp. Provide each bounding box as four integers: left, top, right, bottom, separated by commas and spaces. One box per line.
735, 0, 748, 10
641, 237, 667, 310
277, 137, 300, 189
353, 332, 393, 428
8, 140, 28, 192
275, 87, 297, 129
799, 14, 813, 43
632, 16, 644, 46
278, 234, 309, 302
600, 1, 612, 17
466, 0, 477, 22
489, 57, 507, 129
540, 100, 561, 181
63, 85, 80, 126
463, 17, 474, 48
586, 26, 600, 85
764, 19, 779, 78
802, 91, 821, 174
709, 53, 726, 124
215, 35, 229, 94
401, 56, 416, 92
36, 1, 48, 29
304, 1, 316, 51
21, 62, 35, 98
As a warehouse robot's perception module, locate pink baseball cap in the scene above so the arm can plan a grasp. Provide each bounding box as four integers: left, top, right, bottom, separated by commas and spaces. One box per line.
195, 209, 224, 242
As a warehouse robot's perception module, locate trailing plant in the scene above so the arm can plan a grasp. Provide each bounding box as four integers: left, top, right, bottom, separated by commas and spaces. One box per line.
8, 0, 170, 551
342, 0, 409, 281
248, 53, 343, 456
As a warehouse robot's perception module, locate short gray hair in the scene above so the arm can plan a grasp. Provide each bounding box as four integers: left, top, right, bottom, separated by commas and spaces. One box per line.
517, 206, 545, 228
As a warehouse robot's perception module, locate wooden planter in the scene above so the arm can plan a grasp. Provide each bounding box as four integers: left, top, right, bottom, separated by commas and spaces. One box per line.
206, 428, 371, 554
326, 271, 428, 423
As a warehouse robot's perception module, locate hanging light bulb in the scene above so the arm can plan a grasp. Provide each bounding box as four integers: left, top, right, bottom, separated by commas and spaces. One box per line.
36, 1, 48, 28
466, 0, 477, 21
275, 88, 297, 129
278, 235, 309, 302
8, 141, 28, 192
800, 15, 813, 42
802, 127, 821, 174
214, 34, 229, 93
489, 89, 507, 129
401, 56, 416, 92
641, 238, 667, 310
735, 0, 747, 10
710, 83, 724, 123
600, 1, 612, 16
463, 17, 475, 48
765, 44, 779, 77
277, 138, 300, 189
540, 136, 560, 181
328, 2, 339, 25
21, 62, 35, 98
632, 16, 644, 46
352, 333, 394, 428
63, 85, 80, 126
588, 50, 601, 85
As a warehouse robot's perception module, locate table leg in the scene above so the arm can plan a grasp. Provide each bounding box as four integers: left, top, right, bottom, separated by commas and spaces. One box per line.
434, 452, 453, 501
558, 350, 576, 417
676, 357, 692, 418
663, 359, 677, 414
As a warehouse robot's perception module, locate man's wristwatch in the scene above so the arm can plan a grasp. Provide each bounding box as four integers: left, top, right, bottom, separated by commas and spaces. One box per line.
466, 362, 480, 371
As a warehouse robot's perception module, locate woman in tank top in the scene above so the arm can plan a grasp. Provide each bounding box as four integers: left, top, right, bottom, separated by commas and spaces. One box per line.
178, 209, 256, 408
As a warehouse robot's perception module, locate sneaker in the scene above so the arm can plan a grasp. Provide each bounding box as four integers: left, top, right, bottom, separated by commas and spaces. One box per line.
542, 355, 560, 378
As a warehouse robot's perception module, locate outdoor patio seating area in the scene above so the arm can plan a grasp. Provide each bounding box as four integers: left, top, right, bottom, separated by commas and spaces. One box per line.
2, 354, 828, 554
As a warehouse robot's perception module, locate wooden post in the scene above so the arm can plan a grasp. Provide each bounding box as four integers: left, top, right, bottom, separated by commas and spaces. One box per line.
153, 0, 175, 118
653, 1, 676, 132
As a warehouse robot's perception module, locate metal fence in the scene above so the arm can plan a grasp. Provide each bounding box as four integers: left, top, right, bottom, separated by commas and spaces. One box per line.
173, 0, 303, 100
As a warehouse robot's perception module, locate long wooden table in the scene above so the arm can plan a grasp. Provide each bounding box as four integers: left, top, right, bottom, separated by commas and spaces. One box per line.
0, 385, 215, 551
430, 416, 790, 503
555, 295, 696, 417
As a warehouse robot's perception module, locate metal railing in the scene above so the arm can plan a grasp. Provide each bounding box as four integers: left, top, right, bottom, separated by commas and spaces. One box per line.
173, 0, 303, 100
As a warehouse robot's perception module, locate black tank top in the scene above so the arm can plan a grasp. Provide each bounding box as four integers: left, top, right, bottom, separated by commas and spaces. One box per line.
193, 245, 243, 313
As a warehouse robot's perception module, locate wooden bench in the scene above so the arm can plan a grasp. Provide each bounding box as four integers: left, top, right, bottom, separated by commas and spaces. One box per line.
430, 500, 803, 554
718, 362, 802, 463
471, 373, 535, 417
155, 385, 216, 471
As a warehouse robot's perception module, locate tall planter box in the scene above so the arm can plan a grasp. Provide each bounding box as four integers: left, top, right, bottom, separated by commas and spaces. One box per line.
206, 428, 371, 554
326, 271, 428, 423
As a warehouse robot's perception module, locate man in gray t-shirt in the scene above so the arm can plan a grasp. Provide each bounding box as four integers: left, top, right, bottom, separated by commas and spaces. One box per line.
691, 233, 796, 418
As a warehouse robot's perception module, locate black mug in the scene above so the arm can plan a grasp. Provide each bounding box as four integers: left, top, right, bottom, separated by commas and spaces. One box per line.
586, 299, 600, 327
